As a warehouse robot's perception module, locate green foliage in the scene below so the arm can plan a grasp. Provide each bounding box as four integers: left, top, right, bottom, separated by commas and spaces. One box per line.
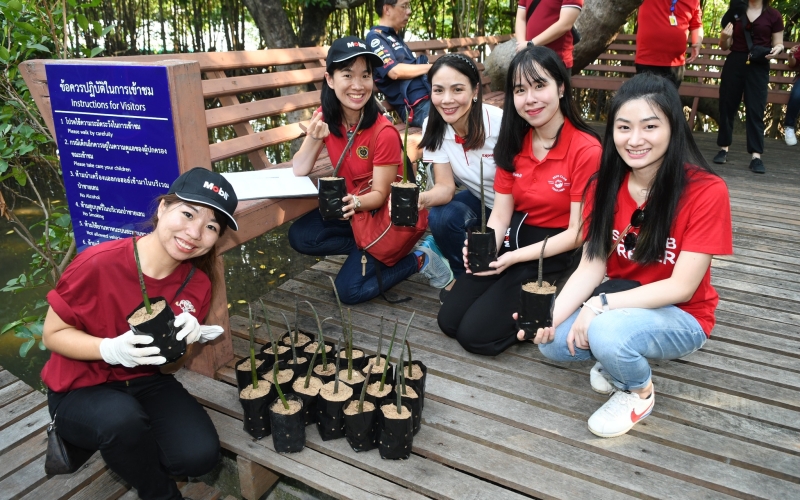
0, 298, 48, 357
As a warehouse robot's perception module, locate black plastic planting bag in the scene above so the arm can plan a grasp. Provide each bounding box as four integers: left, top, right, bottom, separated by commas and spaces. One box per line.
281, 330, 314, 350
235, 355, 272, 392
402, 361, 427, 411
378, 402, 413, 460
260, 342, 292, 363
364, 355, 393, 386
127, 297, 186, 364
517, 286, 555, 340
467, 228, 496, 274
395, 381, 422, 436
287, 356, 310, 379
292, 389, 318, 426
239, 384, 276, 440
316, 388, 351, 441
390, 184, 419, 227
269, 394, 306, 453
344, 405, 379, 452
318, 177, 347, 220
264, 360, 296, 396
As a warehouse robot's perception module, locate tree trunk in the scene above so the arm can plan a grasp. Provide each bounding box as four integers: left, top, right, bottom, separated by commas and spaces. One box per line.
571, 0, 643, 72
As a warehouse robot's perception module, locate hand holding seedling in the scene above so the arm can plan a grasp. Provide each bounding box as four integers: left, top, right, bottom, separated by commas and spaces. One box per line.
99, 330, 166, 367
513, 312, 555, 344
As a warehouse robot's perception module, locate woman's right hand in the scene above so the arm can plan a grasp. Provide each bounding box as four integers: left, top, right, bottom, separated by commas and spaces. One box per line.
307, 109, 330, 141
513, 312, 556, 344
720, 23, 733, 43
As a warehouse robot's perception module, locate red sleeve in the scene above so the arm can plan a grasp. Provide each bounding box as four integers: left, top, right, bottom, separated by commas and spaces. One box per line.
680, 176, 733, 255
563, 0, 583, 9
689, 4, 702, 31
46, 254, 99, 331
372, 126, 402, 167
493, 167, 514, 194
569, 142, 601, 202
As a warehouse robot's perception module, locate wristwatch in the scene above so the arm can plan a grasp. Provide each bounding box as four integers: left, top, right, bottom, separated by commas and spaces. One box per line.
599, 293, 610, 312
527, 40, 536, 48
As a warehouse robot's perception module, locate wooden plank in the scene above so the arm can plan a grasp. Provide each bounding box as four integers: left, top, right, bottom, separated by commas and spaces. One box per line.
63, 469, 129, 500
204, 90, 321, 129
208, 123, 306, 162
0, 390, 47, 431
0, 380, 33, 409
18, 452, 108, 500
0, 430, 47, 482
0, 454, 48, 500
237, 456, 278, 500
0, 406, 50, 455
180, 481, 222, 500
202, 67, 326, 98
0, 370, 18, 390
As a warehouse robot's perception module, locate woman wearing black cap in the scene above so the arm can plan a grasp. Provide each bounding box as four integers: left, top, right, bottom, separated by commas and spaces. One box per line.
290, 36, 451, 304
40, 168, 238, 500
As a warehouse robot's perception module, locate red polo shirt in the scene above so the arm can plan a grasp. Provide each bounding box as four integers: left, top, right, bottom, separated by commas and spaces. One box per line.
519, 0, 583, 68
636, 0, 703, 67
322, 112, 403, 192
494, 119, 600, 228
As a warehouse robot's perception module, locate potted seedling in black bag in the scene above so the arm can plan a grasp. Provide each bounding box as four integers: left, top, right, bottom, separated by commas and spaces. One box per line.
281, 299, 312, 349
402, 339, 427, 412
379, 358, 414, 460
467, 159, 496, 273
330, 277, 366, 371
282, 312, 308, 378
337, 309, 366, 395
302, 300, 334, 363
292, 339, 325, 426
393, 338, 421, 436
126, 236, 185, 363
316, 338, 353, 441
344, 360, 379, 452
239, 305, 275, 440
268, 351, 305, 453
366, 318, 399, 407
517, 236, 557, 339
318, 112, 365, 220
261, 300, 295, 394
363, 316, 393, 384
391, 106, 420, 226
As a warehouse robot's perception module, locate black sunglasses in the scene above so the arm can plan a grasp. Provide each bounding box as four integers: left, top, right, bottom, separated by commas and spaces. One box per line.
609, 208, 645, 257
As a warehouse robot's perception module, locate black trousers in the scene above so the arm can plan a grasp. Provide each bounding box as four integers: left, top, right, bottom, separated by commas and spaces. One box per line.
635, 64, 685, 88
438, 253, 578, 356
48, 373, 220, 500
717, 51, 770, 154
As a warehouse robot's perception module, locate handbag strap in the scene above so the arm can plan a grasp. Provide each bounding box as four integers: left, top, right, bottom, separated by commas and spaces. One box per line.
171, 266, 196, 303
741, 15, 754, 52
525, 0, 543, 22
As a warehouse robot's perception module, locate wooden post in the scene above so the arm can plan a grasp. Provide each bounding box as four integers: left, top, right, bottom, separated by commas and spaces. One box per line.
237, 456, 279, 500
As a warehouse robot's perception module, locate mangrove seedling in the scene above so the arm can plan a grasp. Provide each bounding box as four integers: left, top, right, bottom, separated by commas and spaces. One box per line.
133, 235, 152, 314
303, 300, 331, 370
401, 106, 411, 184
281, 312, 297, 365
264, 301, 289, 410
248, 305, 258, 390
404, 339, 413, 379
328, 277, 354, 378
379, 319, 399, 392
537, 235, 549, 287
304, 337, 324, 389
333, 337, 342, 394
479, 158, 486, 233
395, 312, 414, 396
359, 360, 373, 413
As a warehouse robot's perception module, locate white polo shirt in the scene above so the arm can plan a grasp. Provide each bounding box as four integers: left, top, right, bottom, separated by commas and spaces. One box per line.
422, 104, 503, 209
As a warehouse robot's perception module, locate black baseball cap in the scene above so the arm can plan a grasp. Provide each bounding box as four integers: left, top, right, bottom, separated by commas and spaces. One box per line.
168, 167, 239, 231
326, 36, 383, 68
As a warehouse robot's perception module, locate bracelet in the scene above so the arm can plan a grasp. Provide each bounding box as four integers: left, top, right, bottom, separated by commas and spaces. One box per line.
582, 301, 604, 316
352, 195, 361, 211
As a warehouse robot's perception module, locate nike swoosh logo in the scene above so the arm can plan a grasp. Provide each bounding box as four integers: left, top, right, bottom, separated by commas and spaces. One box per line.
631, 400, 654, 423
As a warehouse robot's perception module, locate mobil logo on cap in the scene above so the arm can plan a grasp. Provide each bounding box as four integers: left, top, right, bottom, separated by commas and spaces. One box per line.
347, 41, 366, 49
203, 181, 230, 200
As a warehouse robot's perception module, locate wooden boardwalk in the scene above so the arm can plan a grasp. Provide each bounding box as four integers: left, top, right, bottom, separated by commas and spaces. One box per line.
192, 129, 800, 500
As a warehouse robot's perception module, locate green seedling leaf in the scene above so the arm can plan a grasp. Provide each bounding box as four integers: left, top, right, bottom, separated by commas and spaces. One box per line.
20, 339, 35, 357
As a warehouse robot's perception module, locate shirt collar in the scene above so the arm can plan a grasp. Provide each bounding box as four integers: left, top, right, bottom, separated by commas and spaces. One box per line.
373, 25, 399, 37
523, 118, 577, 162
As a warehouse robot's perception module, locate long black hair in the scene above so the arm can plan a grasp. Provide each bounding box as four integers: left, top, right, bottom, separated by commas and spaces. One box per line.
418, 53, 486, 152
584, 72, 718, 264
493, 46, 598, 172
321, 55, 380, 138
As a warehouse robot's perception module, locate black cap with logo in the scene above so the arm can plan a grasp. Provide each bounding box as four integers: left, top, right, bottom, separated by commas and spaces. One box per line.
168, 167, 239, 231
326, 36, 383, 68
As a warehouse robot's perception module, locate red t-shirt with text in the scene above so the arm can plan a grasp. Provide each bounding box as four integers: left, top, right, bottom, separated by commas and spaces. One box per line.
494, 119, 600, 228
322, 112, 403, 193
636, 0, 703, 67
585, 168, 732, 336
41, 238, 212, 392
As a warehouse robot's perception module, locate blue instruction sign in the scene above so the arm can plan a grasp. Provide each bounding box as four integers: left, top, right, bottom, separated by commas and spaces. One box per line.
46, 63, 180, 253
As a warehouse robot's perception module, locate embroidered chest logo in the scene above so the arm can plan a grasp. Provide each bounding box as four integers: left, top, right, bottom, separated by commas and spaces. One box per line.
176, 299, 196, 314
548, 174, 570, 192
357, 146, 369, 159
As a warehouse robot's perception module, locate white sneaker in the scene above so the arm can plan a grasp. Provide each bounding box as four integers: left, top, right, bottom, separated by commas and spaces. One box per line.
590, 362, 616, 395
588, 388, 655, 438
785, 127, 797, 146
415, 235, 453, 289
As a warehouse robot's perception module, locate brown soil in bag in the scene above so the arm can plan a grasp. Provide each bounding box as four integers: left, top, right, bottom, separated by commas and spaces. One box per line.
380, 404, 411, 419
398, 385, 418, 399
240, 383, 271, 399
314, 364, 337, 378
339, 370, 365, 385
320, 176, 342, 181
283, 332, 311, 346
237, 358, 265, 371
263, 345, 289, 357
319, 381, 353, 402
292, 376, 323, 396
403, 364, 423, 380
128, 300, 167, 326
270, 398, 303, 415
391, 181, 418, 188
367, 381, 392, 398
304, 342, 332, 355
522, 281, 557, 294
364, 358, 387, 374
263, 368, 293, 385
287, 357, 308, 366
338, 349, 365, 360
344, 400, 375, 415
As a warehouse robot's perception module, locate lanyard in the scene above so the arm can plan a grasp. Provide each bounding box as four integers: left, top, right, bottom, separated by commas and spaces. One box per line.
669, 0, 678, 13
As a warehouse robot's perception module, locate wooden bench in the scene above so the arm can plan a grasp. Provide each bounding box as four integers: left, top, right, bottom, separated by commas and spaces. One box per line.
572, 33, 798, 127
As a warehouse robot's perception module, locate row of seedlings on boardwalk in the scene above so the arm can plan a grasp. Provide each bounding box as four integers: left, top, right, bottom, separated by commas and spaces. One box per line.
127, 235, 186, 363
235, 278, 426, 459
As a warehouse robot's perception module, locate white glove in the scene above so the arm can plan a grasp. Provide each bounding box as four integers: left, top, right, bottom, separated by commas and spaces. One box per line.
175, 312, 201, 343
99, 330, 166, 367
175, 312, 225, 344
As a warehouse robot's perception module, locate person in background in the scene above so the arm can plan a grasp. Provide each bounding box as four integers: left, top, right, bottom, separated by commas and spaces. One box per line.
367, 0, 431, 127
438, 46, 600, 356
523, 73, 732, 438
783, 44, 799, 146
515, 0, 583, 70
418, 54, 504, 303
635, 0, 704, 88
714, 0, 784, 173
41, 168, 237, 500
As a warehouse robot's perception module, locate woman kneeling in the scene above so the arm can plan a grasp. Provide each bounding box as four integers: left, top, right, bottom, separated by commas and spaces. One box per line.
524, 73, 733, 438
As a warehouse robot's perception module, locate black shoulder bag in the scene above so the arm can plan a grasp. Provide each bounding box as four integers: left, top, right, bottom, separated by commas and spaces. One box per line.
526, 0, 581, 45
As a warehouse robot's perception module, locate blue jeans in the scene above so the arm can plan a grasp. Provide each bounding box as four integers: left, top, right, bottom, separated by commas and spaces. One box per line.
288, 210, 418, 304
428, 190, 492, 278
407, 99, 430, 128
538, 306, 707, 391
785, 81, 800, 128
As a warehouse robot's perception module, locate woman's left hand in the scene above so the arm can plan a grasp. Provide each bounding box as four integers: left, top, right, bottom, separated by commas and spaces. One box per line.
566, 302, 597, 356
176, 313, 224, 344
474, 250, 517, 276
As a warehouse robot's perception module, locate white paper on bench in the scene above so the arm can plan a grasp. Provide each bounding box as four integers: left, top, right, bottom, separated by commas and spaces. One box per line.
221, 168, 318, 200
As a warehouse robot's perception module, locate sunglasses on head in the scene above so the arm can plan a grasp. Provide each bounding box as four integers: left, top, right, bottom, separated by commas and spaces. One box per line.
608, 208, 645, 257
